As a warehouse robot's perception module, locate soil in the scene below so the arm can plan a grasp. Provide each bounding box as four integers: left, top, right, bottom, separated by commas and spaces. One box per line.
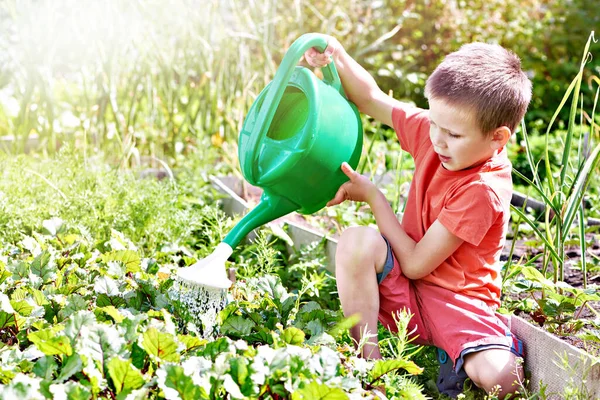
236, 180, 600, 357
502, 236, 600, 356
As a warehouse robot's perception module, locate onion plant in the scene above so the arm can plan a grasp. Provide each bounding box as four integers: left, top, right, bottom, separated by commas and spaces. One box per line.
511, 32, 600, 288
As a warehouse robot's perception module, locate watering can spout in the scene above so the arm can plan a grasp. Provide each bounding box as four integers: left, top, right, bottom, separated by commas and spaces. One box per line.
222, 193, 300, 248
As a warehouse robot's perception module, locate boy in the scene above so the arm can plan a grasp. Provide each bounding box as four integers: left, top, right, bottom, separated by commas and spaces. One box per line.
304, 36, 531, 398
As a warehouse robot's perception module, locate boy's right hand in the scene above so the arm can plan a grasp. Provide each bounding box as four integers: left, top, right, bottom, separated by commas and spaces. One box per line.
303, 36, 342, 68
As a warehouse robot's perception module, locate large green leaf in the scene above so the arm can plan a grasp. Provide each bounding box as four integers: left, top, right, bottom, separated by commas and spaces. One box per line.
33, 356, 58, 380
157, 364, 207, 400
177, 334, 207, 352
96, 294, 127, 308
28, 329, 73, 356
48, 381, 92, 400
58, 295, 88, 321
64, 311, 96, 341
256, 275, 289, 303
102, 250, 141, 274
0, 268, 10, 285
140, 328, 180, 362
369, 359, 423, 382
76, 323, 126, 367
0, 294, 16, 329
30, 252, 57, 283
221, 316, 255, 337
107, 357, 145, 394
292, 381, 348, 399
56, 354, 83, 383
282, 327, 305, 345
94, 276, 121, 296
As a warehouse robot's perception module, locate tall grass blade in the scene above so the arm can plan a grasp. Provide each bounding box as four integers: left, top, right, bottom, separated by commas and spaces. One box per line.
511, 169, 560, 215
510, 204, 562, 262
543, 74, 579, 196
519, 121, 542, 188
578, 204, 587, 289
560, 32, 595, 189
561, 142, 600, 237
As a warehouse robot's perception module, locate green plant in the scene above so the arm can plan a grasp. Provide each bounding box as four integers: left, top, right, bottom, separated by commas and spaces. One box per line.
511, 32, 600, 289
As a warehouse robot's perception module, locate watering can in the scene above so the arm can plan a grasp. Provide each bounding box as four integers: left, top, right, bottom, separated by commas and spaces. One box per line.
176, 33, 363, 289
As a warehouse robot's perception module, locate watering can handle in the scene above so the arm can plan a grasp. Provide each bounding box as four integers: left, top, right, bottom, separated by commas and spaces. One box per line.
245, 33, 345, 184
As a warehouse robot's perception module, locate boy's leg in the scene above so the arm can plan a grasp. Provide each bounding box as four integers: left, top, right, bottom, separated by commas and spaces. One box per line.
415, 281, 525, 398
335, 226, 388, 359
462, 348, 524, 398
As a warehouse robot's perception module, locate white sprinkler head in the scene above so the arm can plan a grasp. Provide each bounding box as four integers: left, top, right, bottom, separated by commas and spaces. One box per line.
175, 242, 233, 289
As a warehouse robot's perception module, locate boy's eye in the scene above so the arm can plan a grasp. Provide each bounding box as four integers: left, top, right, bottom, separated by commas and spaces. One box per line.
448, 132, 460, 138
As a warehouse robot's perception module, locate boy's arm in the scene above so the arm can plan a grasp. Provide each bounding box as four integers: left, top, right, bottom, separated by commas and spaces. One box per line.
329, 163, 464, 280
369, 190, 464, 279
304, 37, 404, 127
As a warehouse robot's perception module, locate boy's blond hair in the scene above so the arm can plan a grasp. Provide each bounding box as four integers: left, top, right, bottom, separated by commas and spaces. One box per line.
424, 43, 532, 135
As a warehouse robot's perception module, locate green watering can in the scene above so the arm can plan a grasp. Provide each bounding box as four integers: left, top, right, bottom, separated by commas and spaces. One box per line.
176, 33, 363, 290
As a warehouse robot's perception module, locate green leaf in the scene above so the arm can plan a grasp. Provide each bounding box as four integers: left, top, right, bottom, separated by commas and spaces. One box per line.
369, 359, 423, 382
42, 217, 64, 236
221, 316, 255, 337
291, 381, 348, 399
30, 288, 49, 306
56, 354, 83, 383
0, 268, 10, 285
158, 364, 207, 400
306, 320, 325, 337
30, 251, 57, 283
228, 357, 251, 394
58, 295, 88, 321
0, 294, 16, 329
282, 327, 305, 345
520, 266, 555, 289
28, 329, 73, 356
96, 294, 127, 308
77, 323, 126, 368
256, 275, 289, 303
177, 334, 207, 352
96, 306, 125, 323
49, 381, 92, 400
0, 294, 15, 314
33, 356, 58, 380
9, 261, 30, 280
130, 342, 147, 370
0, 366, 16, 384
141, 328, 180, 362
94, 276, 121, 296
102, 250, 141, 274
0, 373, 45, 399
200, 337, 232, 361
107, 357, 145, 394
64, 311, 96, 341
327, 314, 361, 339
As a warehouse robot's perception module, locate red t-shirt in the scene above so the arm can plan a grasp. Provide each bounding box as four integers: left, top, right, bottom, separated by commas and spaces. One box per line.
392, 106, 512, 307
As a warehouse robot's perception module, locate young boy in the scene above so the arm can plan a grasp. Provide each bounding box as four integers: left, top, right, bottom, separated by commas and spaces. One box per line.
304, 36, 531, 398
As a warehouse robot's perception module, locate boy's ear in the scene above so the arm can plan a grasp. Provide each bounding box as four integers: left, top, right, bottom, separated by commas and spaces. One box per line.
489, 126, 511, 150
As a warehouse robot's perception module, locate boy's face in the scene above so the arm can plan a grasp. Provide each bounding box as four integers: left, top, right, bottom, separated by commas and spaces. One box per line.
428, 99, 501, 171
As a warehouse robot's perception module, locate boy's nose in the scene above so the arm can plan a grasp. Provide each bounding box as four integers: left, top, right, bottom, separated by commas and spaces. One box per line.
430, 130, 445, 148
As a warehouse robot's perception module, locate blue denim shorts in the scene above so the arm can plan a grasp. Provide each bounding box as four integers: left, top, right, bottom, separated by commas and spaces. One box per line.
376, 235, 395, 284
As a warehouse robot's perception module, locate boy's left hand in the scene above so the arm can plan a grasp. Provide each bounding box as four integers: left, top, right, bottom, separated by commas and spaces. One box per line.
327, 162, 378, 206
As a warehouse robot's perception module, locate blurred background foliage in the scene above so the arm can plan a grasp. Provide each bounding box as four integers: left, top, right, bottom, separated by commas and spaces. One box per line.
0, 0, 598, 162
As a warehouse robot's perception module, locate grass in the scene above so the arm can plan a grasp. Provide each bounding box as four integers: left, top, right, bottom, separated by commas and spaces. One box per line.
0, 143, 229, 253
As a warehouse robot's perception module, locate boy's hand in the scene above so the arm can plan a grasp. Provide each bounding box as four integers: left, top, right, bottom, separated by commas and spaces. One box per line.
303, 36, 342, 68
327, 162, 379, 207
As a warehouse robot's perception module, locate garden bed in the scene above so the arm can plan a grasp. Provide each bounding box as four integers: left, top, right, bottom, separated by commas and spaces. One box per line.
211, 174, 600, 398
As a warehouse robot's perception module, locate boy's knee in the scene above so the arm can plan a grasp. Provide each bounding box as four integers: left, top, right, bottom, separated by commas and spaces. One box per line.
463, 349, 524, 398
336, 226, 387, 269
